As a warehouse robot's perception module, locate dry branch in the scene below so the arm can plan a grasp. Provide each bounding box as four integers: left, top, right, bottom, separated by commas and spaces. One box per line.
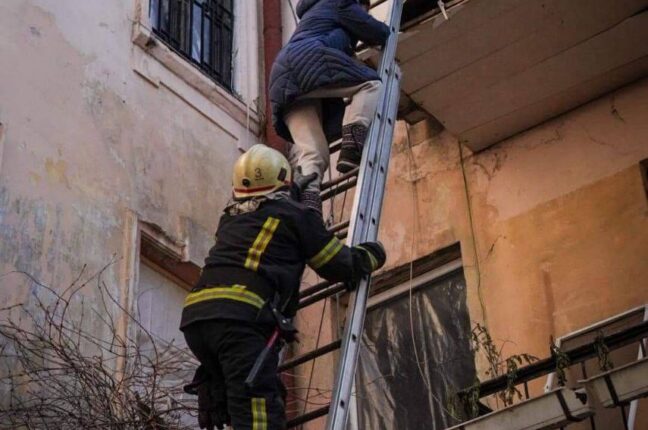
0, 264, 198, 429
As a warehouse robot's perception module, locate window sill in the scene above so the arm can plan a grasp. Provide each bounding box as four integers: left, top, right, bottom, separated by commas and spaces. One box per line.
132, 22, 261, 136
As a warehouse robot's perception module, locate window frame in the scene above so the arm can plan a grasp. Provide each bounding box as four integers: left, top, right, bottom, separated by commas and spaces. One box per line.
131, 0, 261, 138
148, 0, 234, 91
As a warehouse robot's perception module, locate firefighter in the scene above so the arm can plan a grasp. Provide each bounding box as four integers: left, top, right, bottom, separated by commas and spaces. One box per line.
180, 144, 386, 430
268, 0, 390, 214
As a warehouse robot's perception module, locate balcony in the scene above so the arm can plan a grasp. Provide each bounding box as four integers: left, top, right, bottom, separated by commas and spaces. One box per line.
396, 0, 648, 151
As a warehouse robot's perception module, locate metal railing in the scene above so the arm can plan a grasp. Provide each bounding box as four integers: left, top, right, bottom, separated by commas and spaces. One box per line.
453, 319, 648, 430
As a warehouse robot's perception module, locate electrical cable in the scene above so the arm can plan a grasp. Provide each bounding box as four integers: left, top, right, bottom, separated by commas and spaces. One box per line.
299, 297, 328, 429
404, 123, 462, 421
287, 0, 298, 26
457, 142, 488, 324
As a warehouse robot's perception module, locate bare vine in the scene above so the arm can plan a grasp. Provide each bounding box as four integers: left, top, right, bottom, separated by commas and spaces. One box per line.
0, 263, 198, 429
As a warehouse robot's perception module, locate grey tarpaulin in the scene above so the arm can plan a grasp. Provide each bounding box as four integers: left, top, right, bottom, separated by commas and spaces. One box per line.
355, 269, 475, 429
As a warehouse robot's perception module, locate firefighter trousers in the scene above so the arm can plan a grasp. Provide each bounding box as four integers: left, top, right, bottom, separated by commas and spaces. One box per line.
184, 319, 286, 430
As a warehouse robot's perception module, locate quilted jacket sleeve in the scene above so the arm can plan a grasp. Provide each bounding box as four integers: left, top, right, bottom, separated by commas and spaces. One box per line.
336, 0, 390, 47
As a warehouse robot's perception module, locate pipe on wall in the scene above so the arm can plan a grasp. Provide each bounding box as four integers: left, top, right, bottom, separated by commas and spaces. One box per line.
262, 0, 286, 153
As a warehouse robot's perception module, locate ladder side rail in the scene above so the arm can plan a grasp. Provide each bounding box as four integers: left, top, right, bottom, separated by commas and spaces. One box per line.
347, 67, 402, 430
326, 63, 401, 430
326, 1, 403, 428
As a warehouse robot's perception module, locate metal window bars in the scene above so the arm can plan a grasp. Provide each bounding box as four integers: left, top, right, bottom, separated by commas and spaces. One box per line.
149, 0, 233, 90
284, 1, 404, 428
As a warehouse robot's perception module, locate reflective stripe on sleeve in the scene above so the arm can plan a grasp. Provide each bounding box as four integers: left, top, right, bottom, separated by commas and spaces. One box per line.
244, 217, 280, 271
309, 237, 344, 269
356, 245, 379, 270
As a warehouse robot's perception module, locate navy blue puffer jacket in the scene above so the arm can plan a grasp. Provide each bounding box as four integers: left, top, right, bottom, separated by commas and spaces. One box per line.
269, 0, 390, 143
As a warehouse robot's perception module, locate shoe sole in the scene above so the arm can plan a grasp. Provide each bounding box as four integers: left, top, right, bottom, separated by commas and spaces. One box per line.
336, 160, 359, 174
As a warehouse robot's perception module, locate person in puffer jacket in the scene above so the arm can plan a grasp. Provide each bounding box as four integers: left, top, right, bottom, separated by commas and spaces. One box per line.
269, 0, 390, 214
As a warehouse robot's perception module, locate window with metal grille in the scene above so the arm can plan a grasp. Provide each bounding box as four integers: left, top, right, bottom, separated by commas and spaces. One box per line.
149, 0, 233, 90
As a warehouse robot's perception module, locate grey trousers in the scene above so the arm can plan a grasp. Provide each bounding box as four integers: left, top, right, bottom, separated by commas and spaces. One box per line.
285, 80, 382, 193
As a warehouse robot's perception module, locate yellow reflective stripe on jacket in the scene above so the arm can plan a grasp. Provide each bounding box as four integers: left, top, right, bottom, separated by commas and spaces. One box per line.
309, 237, 344, 269
252, 397, 267, 430
244, 217, 280, 271
184, 285, 265, 309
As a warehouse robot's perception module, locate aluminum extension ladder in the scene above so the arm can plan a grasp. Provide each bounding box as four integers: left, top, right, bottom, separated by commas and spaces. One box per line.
283, 1, 404, 428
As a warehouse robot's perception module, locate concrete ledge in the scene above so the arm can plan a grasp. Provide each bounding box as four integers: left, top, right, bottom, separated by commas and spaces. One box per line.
447, 387, 593, 430
580, 357, 648, 408
131, 21, 261, 136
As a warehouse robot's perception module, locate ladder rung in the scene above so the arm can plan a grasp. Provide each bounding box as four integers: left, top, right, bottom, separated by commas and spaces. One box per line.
298, 283, 347, 309
320, 167, 359, 192
328, 220, 349, 234
299, 280, 332, 299
320, 177, 357, 201
278, 339, 341, 372
287, 404, 330, 428
335, 228, 348, 240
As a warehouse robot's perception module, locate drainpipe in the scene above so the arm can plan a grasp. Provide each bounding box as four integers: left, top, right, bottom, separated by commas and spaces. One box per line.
262, 0, 286, 154
262, 0, 297, 418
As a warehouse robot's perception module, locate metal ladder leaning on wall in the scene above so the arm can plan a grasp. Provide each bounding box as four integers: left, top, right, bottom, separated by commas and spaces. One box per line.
282, 1, 403, 428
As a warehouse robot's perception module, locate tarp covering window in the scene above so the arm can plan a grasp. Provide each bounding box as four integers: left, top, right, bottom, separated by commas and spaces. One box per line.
356, 269, 475, 429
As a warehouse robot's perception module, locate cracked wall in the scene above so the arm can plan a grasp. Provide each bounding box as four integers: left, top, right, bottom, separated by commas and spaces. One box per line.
379, 76, 648, 390
290, 72, 648, 430
0, 0, 261, 352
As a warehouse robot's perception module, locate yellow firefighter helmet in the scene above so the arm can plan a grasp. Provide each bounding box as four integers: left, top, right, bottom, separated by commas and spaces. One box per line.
232, 144, 292, 199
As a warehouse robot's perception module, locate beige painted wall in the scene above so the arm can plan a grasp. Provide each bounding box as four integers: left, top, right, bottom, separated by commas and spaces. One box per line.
293, 77, 648, 427
382, 76, 648, 359
0, 0, 263, 345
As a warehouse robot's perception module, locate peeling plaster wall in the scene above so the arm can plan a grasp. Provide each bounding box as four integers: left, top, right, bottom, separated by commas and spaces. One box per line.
0, 0, 261, 339
381, 76, 648, 383
292, 77, 647, 429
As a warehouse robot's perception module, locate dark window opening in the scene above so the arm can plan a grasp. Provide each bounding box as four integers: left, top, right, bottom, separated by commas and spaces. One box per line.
149, 0, 233, 90
356, 268, 475, 430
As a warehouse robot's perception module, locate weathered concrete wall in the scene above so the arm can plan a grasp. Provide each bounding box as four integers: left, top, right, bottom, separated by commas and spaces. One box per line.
381, 76, 648, 381
0, 0, 262, 339
293, 77, 648, 428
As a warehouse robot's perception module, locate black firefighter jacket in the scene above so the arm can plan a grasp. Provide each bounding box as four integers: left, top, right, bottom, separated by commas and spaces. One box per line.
180, 196, 356, 330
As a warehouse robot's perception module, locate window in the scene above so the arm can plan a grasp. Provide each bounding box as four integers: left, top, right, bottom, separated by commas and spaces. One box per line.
133, 223, 202, 427
149, 0, 233, 90
357, 260, 475, 429
137, 261, 189, 351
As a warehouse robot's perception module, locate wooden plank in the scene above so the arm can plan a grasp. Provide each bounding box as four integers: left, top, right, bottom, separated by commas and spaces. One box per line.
397, 0, 521, 63
400, 0, 552, 92
458, 55, 648, 151
411, 1, 648, 131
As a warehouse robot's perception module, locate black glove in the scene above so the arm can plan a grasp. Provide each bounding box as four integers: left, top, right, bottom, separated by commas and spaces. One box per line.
348, 241, 386, 289
290, 171, 318, 201
184, 365, 230, 430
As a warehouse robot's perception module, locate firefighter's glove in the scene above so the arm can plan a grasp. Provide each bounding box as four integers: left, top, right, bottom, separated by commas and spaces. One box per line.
349, 241, 386, 289
291, 171, 318, 201
184, 365, 230, 430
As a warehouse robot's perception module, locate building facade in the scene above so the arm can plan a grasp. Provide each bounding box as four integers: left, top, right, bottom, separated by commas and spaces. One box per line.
287, 1, 648, 429
0, 0, 265, 403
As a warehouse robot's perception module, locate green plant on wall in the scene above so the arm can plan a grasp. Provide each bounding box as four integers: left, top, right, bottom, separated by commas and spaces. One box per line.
550, 336, 571, 386
459, 323, 538, 416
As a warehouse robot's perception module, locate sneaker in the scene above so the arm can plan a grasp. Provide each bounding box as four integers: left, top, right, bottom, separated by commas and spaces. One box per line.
336, 123, 368, 173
